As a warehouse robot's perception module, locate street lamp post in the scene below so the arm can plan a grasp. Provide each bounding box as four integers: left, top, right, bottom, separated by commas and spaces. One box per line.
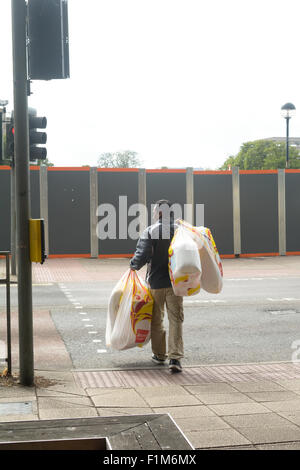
281, 102, 296, 169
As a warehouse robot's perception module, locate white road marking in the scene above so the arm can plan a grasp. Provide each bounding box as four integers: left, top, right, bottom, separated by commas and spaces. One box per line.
1, 283, 54, 287
226, 278, 279, 281
88, 331, 98, 334
93, 339, 102, 343
184, 299, 226, 304
97, 349, 107, 353
267, 297, 300, 302
270, 310, 296, 315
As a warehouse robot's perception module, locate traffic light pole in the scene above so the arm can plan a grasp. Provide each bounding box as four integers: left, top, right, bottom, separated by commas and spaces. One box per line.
11, 0, 34, 386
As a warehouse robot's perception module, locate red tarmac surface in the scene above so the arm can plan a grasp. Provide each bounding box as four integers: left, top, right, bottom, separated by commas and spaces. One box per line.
31, 255, 300, 283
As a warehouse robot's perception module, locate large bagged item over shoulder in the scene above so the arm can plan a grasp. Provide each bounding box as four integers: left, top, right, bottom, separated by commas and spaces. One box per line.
106, 270, 153, 350
168, 224, 202, 296
179, 220, 223, 294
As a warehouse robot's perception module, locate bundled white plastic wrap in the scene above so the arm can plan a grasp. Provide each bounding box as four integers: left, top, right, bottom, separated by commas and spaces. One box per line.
192, 225, 223, 294
168, 224, 202, 296
168, 221, 223, 296
106, 270, 153, 350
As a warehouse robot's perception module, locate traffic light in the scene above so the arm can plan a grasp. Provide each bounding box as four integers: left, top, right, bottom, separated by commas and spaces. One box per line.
28, 108, 47, 161
27, 0, 70, 80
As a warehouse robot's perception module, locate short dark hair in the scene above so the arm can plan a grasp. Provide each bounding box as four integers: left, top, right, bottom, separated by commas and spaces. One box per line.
154, 199, 174, 220
155, 199, 171, 208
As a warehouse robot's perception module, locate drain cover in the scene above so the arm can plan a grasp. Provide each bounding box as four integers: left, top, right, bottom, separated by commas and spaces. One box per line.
0, 402, 33, 416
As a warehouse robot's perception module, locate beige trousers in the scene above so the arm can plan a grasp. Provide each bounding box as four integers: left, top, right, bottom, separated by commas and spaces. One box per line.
150, 287, 184, 360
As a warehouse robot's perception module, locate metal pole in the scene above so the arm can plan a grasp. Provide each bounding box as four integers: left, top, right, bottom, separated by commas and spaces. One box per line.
10, 162, 17, 275
5, 254, 12, 376
286, 117, 290, 169
278, 169, 286, 256
11, 0, 34, 386
232, 166, 241, 256
185, 167, 194, 226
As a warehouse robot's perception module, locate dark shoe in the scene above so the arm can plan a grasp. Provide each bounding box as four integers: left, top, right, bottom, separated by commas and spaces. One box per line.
151, 354, 166, 365
169, 359, 182, 373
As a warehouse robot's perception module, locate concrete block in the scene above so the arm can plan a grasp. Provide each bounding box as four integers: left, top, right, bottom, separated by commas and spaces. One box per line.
237, 424, 300, 445
153, 405, 215, 418
222, 412, 292, 428
185, 383, 239, 394
186, 428, 251, 449
245, 391, 299, 402
262, 399, 300, 413
230, 380, 287, 393
193, 392, 254, 405
89, 389, 148, 408
174, 415, 230, 432
136, 385, 200, 407
39, 408, 98, 420
209, 402, 271, 416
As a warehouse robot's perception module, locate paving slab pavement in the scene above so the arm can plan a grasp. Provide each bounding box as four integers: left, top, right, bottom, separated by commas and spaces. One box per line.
1, 256, 300, 449
1, 363, 300, 449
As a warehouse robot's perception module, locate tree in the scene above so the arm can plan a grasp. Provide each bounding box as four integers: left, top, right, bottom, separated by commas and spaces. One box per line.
37, 158, 54, 167
97, 150, 142, 168
219, 140, 300, 170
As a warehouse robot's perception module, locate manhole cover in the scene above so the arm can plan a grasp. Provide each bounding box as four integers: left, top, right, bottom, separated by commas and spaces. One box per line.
0, 402, 33, 416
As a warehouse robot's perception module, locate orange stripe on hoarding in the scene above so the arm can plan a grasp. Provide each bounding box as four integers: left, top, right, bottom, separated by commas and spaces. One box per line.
97, 168, 139, 172
285, 169, 300, 173
239, 170, 278, 174
0, 166, 40, 171
146, 169, 186, 173
286, 251, 300, 256
98, 254, 133, 258
48, 254, 91, 258
47, 167, 90, 171
239, 252, 279, 258
194, 170, 232, 175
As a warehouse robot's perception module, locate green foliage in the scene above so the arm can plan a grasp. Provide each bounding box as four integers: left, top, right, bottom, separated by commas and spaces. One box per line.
37, 158, 54, 167
219, 140, 300, 170
97, 150, 142, 168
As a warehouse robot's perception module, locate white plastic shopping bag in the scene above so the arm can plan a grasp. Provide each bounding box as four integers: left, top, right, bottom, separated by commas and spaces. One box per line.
168, 224, 202, 296
176, 220, 223, 294
106, 269, 153, 350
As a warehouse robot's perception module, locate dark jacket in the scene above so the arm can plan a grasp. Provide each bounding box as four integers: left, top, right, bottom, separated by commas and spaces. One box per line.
130, 216, 178, 289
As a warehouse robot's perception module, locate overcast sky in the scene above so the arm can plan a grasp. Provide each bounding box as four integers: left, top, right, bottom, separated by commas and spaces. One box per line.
1, 0, 300, 169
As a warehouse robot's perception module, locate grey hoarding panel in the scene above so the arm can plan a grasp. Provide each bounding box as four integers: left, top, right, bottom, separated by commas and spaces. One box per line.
0, 169, 11, 251
98, 171, 139, 255
194, 174, 233, 255
286, 173, 300, 252
30, 169, 40, 219
48, 170, 90, 254
240, 174, 278, 254
146, 172, 186, 225
0, 168, 41, 252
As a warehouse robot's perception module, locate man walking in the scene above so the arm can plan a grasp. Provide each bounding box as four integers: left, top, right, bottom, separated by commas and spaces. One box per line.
130, 200, 184, 373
